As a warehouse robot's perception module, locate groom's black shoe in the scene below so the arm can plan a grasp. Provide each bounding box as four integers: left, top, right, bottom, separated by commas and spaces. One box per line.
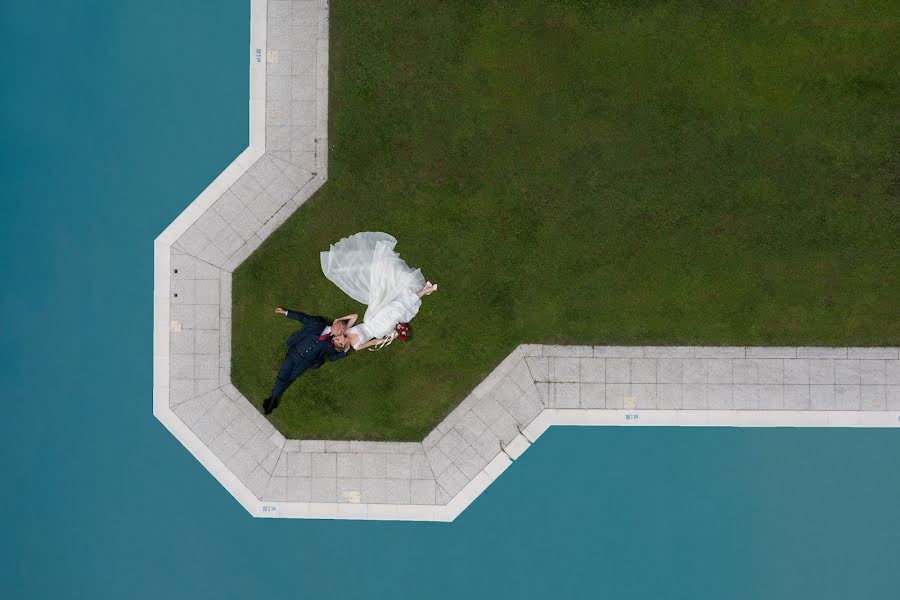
263, 396, 274, 415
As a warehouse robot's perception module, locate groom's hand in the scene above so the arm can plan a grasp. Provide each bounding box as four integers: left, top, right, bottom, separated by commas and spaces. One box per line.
275, 307, 287, 316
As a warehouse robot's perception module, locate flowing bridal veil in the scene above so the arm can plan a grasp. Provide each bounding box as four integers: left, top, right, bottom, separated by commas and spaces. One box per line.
320, 232, 426, 337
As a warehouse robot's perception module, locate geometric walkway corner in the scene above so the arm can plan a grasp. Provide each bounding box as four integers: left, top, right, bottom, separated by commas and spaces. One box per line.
153, 0, 900, 521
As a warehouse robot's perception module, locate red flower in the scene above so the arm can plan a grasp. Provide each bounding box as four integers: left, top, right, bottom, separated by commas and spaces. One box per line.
396, 323, 411, 341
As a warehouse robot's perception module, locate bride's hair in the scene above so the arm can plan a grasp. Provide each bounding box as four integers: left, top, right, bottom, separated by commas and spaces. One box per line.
334, 337, 351, 352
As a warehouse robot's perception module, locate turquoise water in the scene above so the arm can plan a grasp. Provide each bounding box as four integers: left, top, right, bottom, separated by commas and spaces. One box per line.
2, 1, 899, 598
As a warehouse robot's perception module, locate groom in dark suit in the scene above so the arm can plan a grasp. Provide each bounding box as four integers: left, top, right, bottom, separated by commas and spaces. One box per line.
263, 307, 349, 415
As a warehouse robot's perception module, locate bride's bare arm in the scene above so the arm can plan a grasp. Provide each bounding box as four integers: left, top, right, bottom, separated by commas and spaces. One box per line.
356, 337, 385, 351
336, 313, 358, 328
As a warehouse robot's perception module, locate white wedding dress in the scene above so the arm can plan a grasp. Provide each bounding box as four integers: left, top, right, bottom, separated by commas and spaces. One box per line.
321, 232, 426, 350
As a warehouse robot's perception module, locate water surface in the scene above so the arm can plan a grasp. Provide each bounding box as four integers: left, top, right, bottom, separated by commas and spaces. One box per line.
1, 2, 898, 598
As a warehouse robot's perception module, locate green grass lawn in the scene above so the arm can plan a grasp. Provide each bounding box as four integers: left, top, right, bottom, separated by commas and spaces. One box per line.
232, 0, 900, 441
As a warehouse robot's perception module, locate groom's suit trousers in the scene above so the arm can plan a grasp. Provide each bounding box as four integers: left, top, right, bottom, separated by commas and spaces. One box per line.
271, 349, 313, 400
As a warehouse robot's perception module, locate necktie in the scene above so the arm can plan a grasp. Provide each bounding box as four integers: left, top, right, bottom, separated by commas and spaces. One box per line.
319, 333, 329, 341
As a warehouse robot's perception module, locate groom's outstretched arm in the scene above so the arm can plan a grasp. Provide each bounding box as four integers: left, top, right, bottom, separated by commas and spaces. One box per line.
276, 307, 318, 328
285, 310, 317, 327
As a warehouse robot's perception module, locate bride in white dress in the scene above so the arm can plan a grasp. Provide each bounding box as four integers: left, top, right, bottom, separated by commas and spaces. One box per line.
320, 232, 437, 351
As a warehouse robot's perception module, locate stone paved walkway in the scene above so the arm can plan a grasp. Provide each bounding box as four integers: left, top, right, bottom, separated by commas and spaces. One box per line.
152, 0, 900, 521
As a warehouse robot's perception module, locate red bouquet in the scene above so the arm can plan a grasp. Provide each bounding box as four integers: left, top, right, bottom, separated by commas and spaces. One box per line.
396, 322, 412, 341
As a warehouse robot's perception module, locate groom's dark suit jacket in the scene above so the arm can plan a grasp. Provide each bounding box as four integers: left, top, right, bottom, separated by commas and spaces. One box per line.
284, 309, 347, 368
